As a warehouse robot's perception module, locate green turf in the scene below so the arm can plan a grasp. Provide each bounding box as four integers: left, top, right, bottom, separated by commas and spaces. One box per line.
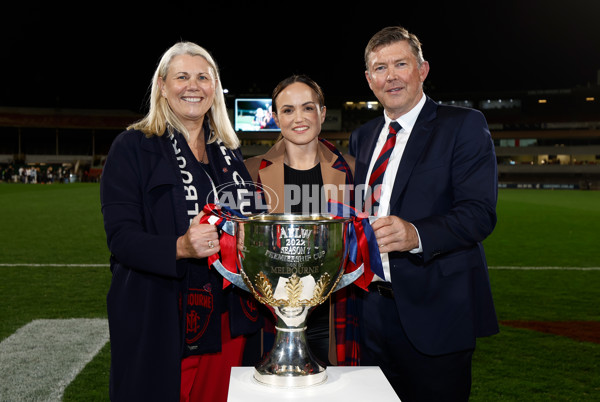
0, 183, 109, 264
0, 266, 110, 339
1, 184, 599, 400
472, 325, 600, 401
489, 269, 600, 322
483, 189, 600, 267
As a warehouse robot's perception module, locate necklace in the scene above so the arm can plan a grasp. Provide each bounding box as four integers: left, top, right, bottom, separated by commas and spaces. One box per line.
189, 127, 208, 164
199, 146, 208, 164
189, 137, 208, 164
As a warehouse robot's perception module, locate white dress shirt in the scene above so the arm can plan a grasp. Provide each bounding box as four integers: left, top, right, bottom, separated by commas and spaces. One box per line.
364, 93, 426, 282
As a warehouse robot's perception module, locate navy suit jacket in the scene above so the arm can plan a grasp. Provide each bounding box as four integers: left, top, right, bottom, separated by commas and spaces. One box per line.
349, 96, 499, 355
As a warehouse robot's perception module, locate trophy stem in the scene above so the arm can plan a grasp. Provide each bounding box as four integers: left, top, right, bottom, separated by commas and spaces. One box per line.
253, 313, 327, 387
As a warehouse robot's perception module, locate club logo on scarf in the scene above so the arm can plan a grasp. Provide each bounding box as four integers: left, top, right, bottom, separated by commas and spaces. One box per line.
185, 285, 214, 344
239, 297, 259, 322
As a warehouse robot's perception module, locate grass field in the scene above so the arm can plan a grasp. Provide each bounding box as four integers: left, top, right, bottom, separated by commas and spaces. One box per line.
1, 184, 599, 400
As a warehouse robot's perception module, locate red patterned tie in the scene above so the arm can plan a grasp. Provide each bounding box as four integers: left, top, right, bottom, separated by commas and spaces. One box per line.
367, 121, 402, 214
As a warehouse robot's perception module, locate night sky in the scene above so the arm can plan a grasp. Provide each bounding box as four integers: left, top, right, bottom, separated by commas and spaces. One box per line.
2, 0, 599, 112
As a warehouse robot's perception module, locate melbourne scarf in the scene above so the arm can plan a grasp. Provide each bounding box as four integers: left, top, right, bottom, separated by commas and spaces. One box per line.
168, 122, 262, 357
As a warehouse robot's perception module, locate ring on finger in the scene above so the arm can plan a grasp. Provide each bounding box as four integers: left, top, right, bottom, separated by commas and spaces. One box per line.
208, 240, 214, 249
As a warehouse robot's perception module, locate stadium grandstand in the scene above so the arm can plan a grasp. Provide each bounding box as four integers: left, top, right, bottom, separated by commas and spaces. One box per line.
1, 84, 599, 189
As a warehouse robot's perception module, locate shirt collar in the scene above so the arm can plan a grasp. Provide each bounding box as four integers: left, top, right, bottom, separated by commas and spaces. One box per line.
384, 92, 427, 133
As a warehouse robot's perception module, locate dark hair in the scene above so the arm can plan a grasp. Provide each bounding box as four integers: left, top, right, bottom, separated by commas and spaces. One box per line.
271, 74, 325, 113
364, 26, 425, 69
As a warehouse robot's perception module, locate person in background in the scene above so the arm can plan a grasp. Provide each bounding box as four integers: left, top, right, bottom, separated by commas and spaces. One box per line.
100, 41, 261, 402
245, 74, 359, 366
349, 26, 499, 401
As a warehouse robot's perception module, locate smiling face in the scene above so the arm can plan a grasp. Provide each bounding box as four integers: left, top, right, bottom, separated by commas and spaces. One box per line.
159, 53, 216, 129
273, 82, 326, 147
365, 40, 429, 120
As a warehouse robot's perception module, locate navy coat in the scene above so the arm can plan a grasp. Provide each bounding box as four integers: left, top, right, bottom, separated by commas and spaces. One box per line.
101, 129, 224, 401
349, 97, 499, 356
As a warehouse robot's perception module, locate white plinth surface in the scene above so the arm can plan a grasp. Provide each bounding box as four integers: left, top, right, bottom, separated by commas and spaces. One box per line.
228, 366, 400, 401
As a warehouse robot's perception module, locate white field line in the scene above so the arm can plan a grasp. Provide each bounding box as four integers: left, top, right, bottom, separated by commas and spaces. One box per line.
0, 318, 109, 401
0, 264, 596, 399
0, 263, 109, 267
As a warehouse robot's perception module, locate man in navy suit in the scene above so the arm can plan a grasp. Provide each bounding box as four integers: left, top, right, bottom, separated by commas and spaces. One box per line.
349, 26, 499, 401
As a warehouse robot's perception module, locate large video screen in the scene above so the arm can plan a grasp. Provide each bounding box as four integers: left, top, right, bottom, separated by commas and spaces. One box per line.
234, 98, 279, 132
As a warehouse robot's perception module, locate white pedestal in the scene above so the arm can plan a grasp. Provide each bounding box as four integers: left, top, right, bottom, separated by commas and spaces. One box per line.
228, 366, 400, 401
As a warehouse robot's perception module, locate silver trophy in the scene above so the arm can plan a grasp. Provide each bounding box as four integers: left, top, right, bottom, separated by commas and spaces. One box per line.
212, 213, 363, 387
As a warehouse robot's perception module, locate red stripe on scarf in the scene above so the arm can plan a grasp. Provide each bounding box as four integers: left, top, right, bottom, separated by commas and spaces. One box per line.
199, 204, 238, 289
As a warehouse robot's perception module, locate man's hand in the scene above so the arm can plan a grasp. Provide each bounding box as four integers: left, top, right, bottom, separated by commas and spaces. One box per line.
370, 215, 419, 253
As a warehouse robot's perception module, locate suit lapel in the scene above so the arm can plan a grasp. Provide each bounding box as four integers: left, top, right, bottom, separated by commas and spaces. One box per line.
142, 134, 179, 191
139, 133, 182, 235
388, 98, 437, 210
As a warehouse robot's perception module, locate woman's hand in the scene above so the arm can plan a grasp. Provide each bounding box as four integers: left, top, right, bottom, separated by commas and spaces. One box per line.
176, 212, 220, 259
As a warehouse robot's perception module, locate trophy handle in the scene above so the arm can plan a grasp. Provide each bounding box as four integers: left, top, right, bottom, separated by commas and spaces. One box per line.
212, 260, 250, 292
332, 264, 364, 292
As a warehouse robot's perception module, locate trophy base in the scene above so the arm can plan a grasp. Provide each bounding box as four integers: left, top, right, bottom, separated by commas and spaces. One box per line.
252, 325, 328, 387
253, 368, 327, 388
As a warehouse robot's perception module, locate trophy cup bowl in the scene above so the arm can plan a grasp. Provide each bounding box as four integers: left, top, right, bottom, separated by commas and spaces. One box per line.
211, 213, 363, 388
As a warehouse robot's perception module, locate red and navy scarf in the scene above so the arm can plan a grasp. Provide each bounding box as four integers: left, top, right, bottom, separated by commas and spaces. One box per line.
319, 138, 360, 366
168, 123, 262, 357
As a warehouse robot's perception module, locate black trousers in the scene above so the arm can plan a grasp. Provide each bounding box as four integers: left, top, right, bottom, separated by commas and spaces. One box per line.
359, 284, 473, 402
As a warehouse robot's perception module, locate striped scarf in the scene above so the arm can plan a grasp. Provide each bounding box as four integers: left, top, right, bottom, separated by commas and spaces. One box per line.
319, 138, 360, 366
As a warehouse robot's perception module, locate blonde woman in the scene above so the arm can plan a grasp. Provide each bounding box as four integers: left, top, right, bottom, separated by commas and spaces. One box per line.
101, 42, 261, 402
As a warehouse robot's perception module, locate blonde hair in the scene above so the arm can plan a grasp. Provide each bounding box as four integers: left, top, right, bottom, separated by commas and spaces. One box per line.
128, 41, 239, 149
